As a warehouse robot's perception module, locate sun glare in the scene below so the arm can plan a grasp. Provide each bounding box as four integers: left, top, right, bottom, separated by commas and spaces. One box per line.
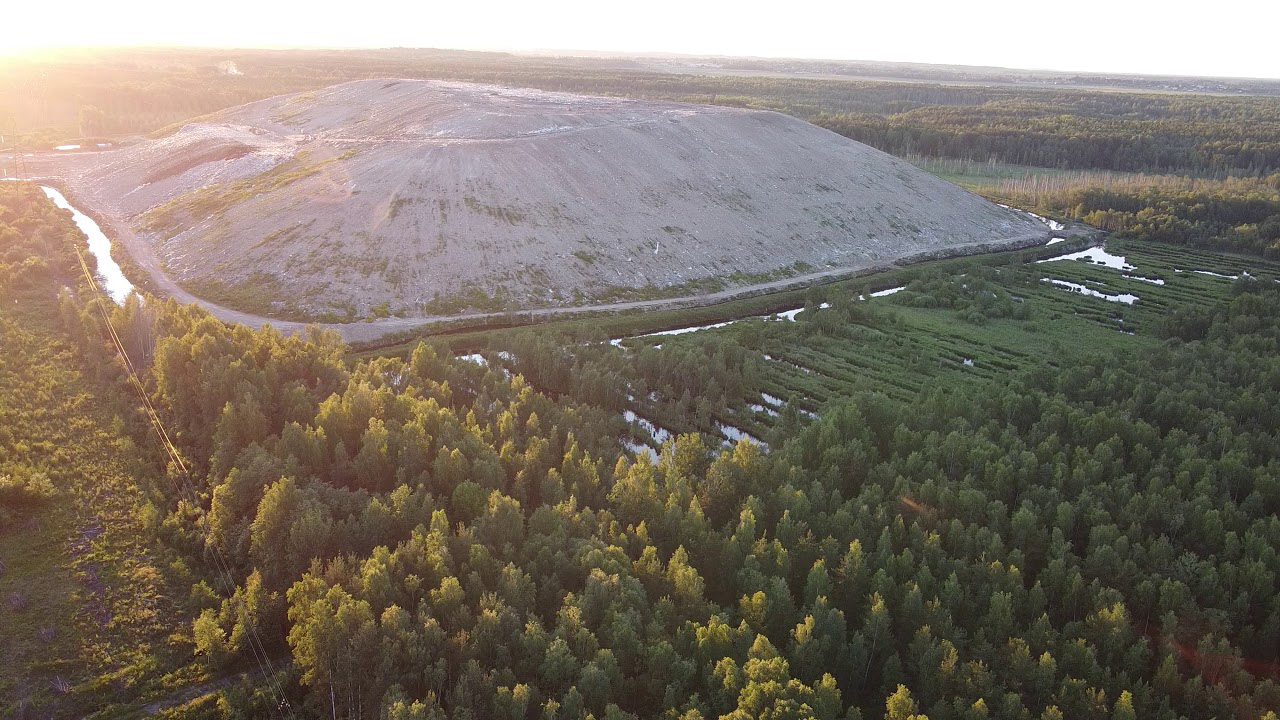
1, 0, 1278, 77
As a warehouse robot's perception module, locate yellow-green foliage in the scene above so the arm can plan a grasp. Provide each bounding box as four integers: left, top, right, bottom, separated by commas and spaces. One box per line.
0, 467, 58, 507
0, 185, 85, 300
992, 174, 1280, 257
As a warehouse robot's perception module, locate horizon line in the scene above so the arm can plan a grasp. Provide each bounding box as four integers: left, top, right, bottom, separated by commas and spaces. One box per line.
4, 44, 1279, 83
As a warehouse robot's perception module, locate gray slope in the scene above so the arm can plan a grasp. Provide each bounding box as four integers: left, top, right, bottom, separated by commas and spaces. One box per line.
74, 79, 1047, 318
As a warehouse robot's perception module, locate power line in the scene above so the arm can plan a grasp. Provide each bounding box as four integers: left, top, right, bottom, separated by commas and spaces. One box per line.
73, 248, 299, 719
1, 127, 27, 179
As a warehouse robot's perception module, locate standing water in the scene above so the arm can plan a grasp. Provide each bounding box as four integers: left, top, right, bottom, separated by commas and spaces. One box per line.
40, 186, 134, 304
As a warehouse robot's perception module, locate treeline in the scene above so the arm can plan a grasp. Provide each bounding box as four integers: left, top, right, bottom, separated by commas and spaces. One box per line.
0, 183, 88, 525
710, 58, 1280, 97
0, 185, 84, 294
812, 97, 1280, 176
0, 183, 85, 519
995, 176, 1280, 257
6, 49, 1280, 177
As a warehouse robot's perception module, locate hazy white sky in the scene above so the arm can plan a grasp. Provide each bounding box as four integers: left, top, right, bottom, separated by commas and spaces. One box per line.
5, 0, 1279, 79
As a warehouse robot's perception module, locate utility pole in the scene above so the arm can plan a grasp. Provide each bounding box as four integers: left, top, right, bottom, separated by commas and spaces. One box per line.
0, 126, 27, 179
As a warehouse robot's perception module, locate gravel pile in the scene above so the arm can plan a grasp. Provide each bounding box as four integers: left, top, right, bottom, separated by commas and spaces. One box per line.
68, 79, 1048, 318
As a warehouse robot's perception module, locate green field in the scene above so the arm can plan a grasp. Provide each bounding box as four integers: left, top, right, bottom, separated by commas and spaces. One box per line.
389, 238, 1280, 455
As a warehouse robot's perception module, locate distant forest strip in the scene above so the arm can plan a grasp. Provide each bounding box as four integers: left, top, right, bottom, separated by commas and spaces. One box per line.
706, 57, 1280, 96
978, 174, 1280, 258
4, 48, 1280, 176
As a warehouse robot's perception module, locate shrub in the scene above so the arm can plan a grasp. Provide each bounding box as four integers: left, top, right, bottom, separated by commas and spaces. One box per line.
0, 466, 58, 507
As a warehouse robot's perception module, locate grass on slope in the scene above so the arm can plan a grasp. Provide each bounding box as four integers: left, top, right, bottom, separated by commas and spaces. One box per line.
140, 149, 357, 236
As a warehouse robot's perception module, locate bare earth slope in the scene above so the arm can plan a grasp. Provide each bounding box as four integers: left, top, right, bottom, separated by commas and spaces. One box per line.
71, 79, 1047, 319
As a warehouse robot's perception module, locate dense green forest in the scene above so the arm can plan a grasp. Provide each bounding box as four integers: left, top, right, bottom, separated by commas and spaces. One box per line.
708, 58, 1280, 96
977, 175, 1280, 258
5, 176, 1280, 719
813, 98, 1280, 176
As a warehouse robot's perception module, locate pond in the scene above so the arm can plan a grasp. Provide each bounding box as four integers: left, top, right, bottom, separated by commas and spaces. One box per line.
1040, 278, 1138, 305
716, 421, 766, 449
622, 409, 673, 446
611, 291, 905, 346
1036, 246, 1135, 272
1175, 269, 1250, 280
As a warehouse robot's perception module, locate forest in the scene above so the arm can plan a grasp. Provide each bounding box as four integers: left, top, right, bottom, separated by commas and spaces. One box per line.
5, 171, 1280, 720
974, 175, 1280, 259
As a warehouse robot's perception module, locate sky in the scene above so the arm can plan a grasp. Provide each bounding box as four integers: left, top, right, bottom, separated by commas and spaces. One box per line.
4, 0, 1279, 79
